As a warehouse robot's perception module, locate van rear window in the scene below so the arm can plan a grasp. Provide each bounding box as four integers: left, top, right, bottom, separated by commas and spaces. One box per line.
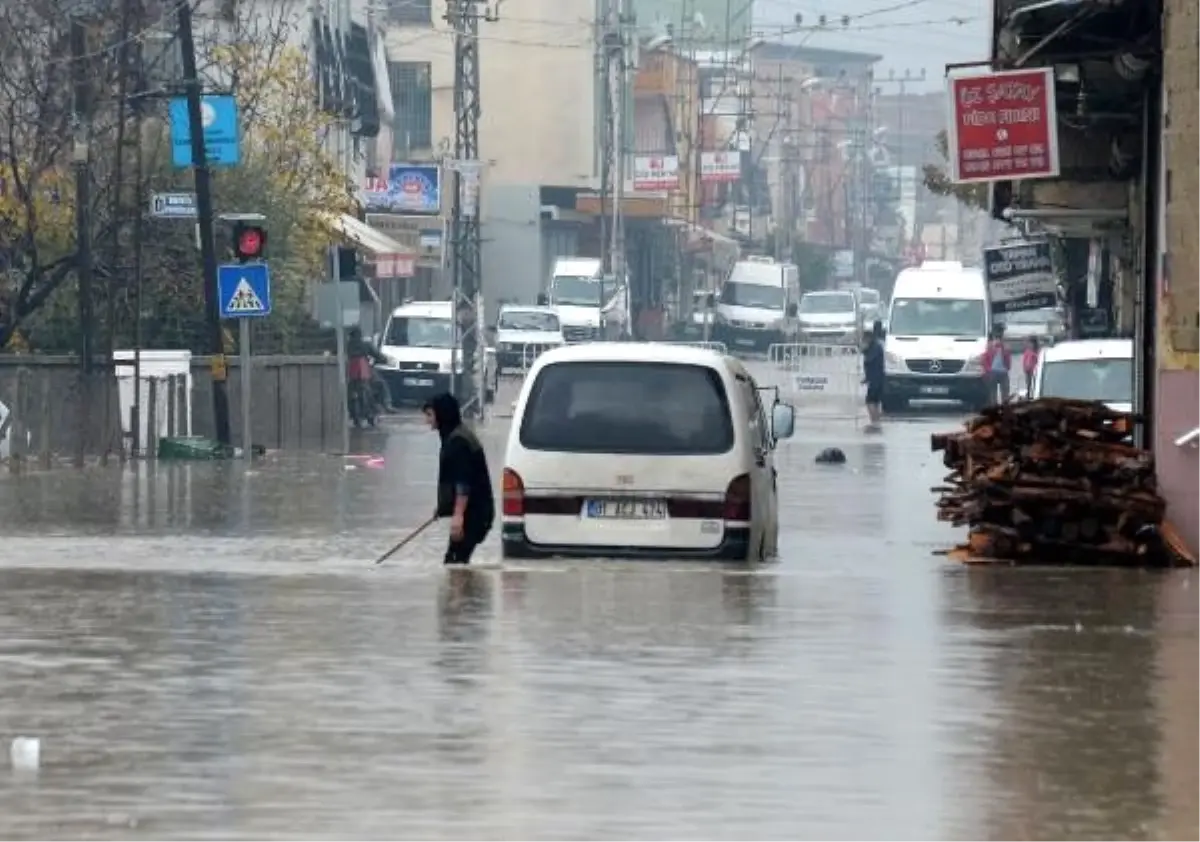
519, 362, 735, 455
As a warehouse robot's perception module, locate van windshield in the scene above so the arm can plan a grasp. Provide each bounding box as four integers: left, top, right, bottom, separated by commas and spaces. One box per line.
720, 282, 784, 310
799, 293, 855, 314
499, 311, 559, 332
551, 276, 602, 307
519, 362, 735, 455
384, 316, 453, 348
889, 298, 987, 337
1040, 358, 1132, 403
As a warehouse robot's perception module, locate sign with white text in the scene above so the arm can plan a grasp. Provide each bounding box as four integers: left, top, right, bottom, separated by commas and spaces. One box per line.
946, 67, 1060, 184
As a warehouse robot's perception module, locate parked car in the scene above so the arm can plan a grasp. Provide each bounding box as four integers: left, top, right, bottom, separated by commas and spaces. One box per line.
1026, 338, 1133, 412
797, 290, 861, 345
997, 307, 1067, 349
494, 305, 565, 375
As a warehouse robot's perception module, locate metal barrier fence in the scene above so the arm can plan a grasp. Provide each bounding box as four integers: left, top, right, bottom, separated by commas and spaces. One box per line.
766, 343, 864, 422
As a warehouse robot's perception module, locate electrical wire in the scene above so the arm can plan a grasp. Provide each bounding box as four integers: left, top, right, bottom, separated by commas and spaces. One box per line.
28, 0, 190, 69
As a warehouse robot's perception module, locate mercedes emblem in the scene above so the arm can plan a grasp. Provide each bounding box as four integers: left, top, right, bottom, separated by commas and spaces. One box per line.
928, 360, 942, 372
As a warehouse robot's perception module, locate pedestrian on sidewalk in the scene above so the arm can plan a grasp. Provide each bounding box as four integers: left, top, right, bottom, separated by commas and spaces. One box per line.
423, 392, 496, 565
1022, 336, 1040, 396
981, 326, 1012, 405
862, 319, 886, 430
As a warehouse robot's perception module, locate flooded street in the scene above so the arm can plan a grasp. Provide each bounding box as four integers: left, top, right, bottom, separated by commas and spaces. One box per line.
0, 373, 1195, 840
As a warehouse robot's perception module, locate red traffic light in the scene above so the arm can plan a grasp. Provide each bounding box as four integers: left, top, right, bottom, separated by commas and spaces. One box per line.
232, 223, 267, 261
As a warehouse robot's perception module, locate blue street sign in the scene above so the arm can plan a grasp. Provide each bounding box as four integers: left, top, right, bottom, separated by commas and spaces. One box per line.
169, 95, 241, 168
218, 263, 272, 319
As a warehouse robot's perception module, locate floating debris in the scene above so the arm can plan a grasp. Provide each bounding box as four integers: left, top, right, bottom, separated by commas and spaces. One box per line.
10, 737, 40, 771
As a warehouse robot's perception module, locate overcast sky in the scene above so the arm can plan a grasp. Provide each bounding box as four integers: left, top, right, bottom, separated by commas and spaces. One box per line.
753, 0, 989, 93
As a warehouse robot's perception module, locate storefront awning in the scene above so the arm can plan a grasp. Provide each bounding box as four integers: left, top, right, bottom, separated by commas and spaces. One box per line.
319, 212, 417, 278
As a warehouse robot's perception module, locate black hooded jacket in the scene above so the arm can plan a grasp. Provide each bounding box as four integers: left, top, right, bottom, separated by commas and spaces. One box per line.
426, 393, 495, 537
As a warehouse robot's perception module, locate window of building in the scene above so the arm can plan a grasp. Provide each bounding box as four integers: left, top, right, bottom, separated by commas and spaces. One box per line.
388, 61, 432, 154
387, 0, 432, 25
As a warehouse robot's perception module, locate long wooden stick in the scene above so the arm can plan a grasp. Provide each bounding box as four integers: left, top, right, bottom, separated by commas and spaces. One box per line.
374, 516, 438, 565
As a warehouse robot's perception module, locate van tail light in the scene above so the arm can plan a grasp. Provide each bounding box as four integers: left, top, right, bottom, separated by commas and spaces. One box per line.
723, 474, 751, 521
502, 468, 525, 517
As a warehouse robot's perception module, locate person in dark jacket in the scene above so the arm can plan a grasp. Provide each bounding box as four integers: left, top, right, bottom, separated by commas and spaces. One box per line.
862, 319, 886, 429
423, 392, 496, 565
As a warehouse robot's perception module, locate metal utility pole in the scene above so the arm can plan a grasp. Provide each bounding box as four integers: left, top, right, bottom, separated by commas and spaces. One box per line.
877, 68, 925, 247
447, 0, 492, 416
70, 17, 95, 375
599, 0, 628, 283
852, 77, 876, 286
178, 0, 232, 444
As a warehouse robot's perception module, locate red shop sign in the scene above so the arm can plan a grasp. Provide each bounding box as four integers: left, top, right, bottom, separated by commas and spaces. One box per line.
945, 67, 1060, 184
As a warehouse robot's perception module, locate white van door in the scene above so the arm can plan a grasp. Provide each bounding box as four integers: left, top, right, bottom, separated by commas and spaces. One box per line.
734, 374, 774, 559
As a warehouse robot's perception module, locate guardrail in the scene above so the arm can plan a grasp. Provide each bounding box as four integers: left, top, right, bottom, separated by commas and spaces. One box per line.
765, 342, 863, 423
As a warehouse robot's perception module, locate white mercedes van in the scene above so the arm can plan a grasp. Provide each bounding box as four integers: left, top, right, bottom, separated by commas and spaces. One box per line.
500, 343, 796, 561
883, 262, 992, 411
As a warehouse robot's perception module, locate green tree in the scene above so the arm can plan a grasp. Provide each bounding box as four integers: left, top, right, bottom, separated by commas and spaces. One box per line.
2, 2, 355, 354
922, 130, 989, 211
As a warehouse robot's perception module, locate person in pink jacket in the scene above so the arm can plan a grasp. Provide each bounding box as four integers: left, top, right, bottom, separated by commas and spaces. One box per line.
1022, 336, 1041, 395
980, 327, 1012, 405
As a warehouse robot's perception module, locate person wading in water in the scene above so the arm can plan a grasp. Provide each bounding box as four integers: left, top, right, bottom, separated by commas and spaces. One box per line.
423, 392, 496, 565
862, 319, 886, 431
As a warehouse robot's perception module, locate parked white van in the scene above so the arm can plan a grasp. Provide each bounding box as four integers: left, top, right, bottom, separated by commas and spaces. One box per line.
376, 300, 498, 404
713, 257, 801, 352
883, 262, 992, 411
501, 343, 796, 561
1028, 338, 1134, 413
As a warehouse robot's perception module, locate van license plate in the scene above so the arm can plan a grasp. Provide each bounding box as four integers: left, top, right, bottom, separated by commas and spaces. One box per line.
403, 377, 434, 387
920, 385, 950, 395
584, 499, 668, 520
735, 338, 756, 347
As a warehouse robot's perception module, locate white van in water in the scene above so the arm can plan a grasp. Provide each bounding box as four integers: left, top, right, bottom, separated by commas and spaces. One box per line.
713, 257, 801, 352
883, 262, 992, 411
501, 343, 796, 561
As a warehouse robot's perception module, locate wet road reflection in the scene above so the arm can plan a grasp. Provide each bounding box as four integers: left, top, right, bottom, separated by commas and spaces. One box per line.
0, 379, 1194, 840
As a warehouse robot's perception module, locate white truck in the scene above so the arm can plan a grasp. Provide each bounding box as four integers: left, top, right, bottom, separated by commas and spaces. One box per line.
546, 257, 628, 342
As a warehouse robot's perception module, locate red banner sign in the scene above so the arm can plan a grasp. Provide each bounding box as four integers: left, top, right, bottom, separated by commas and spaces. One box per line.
946, 67, 1060, 184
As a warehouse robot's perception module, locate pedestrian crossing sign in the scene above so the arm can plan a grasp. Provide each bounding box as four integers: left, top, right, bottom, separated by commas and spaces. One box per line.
217, 262, 272, 319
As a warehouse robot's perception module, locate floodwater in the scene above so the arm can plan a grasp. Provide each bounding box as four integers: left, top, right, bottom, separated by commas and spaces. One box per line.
0, 373, 1195, 840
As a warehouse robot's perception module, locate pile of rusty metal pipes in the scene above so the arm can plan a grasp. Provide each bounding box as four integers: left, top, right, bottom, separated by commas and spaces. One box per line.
930, 398, 1184, 567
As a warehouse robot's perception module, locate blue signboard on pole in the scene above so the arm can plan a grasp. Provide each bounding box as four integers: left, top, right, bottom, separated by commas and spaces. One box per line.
218, 263, 272, 319
169, 95, 241, 168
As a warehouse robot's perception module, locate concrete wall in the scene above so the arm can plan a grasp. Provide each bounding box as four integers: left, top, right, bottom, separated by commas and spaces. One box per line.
481, 184, 544, 320
0, 356, 351, 461
1154, 0, 1199, 556
382, 0, 597, 188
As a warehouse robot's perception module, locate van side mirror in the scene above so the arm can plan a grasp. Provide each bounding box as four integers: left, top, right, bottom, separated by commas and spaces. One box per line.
705, 293, 716, 308
786, 302, 798, 318
771, 402, 795, 441
536, 292, 549, 306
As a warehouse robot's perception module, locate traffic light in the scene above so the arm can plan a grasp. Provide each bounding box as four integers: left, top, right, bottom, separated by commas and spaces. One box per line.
231, 221, 267, 262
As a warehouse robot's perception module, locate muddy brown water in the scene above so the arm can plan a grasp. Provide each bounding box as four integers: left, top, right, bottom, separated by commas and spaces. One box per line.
0, 379, 1194, 840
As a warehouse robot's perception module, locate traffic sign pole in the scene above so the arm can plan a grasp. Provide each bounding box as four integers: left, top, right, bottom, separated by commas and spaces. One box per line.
330, 246, 350, 456
240, 318, 251, 460
216, 261, 271, 458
